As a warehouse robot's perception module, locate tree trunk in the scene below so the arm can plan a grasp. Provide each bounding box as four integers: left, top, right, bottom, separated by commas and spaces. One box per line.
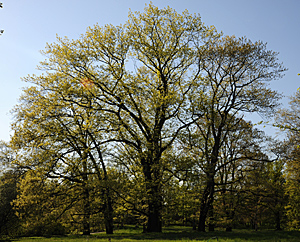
275, 211, 282, 231
198, 213, 206, 232
192, 219, 197, 230
82, 186, 91, 235
142, 155, 163, 233
198, 130, 221, 232
147, 205, 162, 232
224, 192, 235, 232
104, 188, 114, 234
146, 183, 162, 232
82, 158, 91, 236
208, 205, 215, 232
226, 226, 233, 232
198, 173, 215, 232
82, 218, 90, 235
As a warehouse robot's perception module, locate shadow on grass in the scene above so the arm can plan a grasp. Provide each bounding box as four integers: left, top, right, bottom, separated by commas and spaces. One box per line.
11, 227, 300, 241
87, 226, 300, 241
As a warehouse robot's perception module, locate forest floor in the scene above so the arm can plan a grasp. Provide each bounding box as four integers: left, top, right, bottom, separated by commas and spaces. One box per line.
5, 226, 300, 242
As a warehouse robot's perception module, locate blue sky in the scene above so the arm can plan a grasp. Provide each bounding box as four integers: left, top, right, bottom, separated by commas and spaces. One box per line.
0, 0, 299, 141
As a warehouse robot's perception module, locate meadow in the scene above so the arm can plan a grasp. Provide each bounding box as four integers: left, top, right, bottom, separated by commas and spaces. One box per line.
5, 226, 300, 242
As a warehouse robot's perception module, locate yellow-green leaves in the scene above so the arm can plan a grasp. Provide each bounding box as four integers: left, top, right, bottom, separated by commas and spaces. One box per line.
127, 3, 207, 74
9, 3, 287, 233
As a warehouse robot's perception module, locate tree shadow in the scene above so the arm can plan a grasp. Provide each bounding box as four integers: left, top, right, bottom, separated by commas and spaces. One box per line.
89, 227, 300, 241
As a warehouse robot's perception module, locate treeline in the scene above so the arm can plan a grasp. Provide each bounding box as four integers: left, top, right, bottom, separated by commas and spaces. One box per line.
0, 3, 299, 238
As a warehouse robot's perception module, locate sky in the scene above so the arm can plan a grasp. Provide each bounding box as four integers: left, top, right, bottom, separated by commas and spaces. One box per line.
0, 0, 299, 142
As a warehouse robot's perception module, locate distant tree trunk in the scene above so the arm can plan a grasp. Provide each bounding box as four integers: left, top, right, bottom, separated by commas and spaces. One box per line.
192, 219, 197, 230
226, 226, 233, 232
82, 159, 91, 235
224, 191, 235, 232
275, 211, 282, 231
251, 219, 258, 231
88, 138, 115, 235
143, 223, 147, 233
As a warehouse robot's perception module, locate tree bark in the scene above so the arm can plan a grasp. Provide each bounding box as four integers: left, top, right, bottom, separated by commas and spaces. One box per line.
103, 188, 114, 234
142, 155, 163, 233
147, 202, 162, 232
145, 181, 162, 232
82, 185, 91, 235
198, 173, 215, 232
208, 205, 215, 232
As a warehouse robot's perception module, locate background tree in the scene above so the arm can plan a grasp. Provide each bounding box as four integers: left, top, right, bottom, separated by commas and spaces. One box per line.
263, 160, 286, 230
213, 120, 272, 231
0, 142, 20, 237
0, 170, 19, 237
285, 146, 300, 230
13, 170, 68, 236
275, 90, 300, 230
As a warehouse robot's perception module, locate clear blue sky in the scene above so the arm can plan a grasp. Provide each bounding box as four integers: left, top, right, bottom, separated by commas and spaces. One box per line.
0, 0, 299, 141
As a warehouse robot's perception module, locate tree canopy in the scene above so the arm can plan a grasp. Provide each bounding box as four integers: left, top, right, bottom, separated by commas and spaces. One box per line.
7, 4, 288, 235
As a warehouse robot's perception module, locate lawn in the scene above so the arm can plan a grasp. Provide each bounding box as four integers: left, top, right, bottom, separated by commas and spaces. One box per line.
5, 226, 300, 242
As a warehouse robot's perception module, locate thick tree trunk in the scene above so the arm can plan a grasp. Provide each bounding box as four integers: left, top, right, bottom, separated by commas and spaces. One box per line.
104, 188, 114, 234
147, 208, 162, 232
145, 179, 162, 232
146, 194, 162, 232
142, 155, 163, 233
198, 214, 206, 232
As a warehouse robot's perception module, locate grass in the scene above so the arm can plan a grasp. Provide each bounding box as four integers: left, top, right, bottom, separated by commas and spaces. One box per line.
5, 226, 300, 242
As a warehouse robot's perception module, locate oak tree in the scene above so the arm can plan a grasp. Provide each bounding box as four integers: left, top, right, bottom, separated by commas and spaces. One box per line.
27, 4, 217, 232
10, 4, 286, 234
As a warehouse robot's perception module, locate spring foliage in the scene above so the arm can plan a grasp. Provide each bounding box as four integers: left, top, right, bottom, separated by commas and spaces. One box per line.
5, 4, 289, 235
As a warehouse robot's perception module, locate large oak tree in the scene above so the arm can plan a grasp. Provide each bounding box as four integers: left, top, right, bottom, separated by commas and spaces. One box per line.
17, 4, 217, 232
10, 4, 285, 233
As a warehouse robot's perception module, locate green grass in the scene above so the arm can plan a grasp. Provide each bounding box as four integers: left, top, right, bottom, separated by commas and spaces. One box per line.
6, 226, 300, 242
